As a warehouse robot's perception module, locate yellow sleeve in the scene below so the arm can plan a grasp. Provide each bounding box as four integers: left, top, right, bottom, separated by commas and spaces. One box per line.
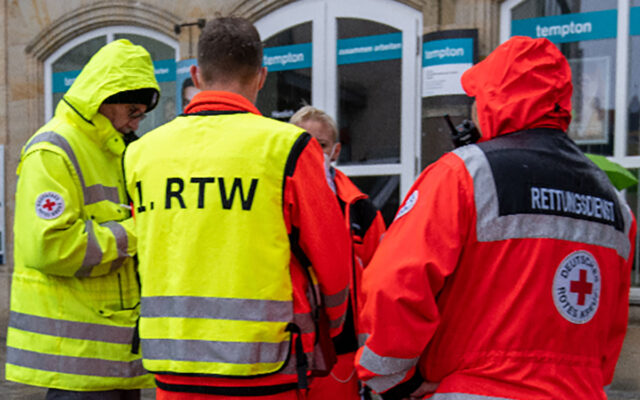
14, 149, 135, 277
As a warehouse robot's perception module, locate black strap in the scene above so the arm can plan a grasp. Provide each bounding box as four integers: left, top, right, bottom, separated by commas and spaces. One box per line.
131, 317, 140, 354
379, 369, 424, 400
286, 323, 308, 390
155, 379, 298, 396
349, 198, 379, 241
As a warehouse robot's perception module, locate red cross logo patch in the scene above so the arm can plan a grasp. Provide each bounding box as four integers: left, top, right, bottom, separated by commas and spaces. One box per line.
552, 250, 600, 324
35, 192, 65, 220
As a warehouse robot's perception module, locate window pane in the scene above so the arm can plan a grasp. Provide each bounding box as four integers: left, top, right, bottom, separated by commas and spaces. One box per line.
624, 168, 640, 287
421, 113, 459, 170
51, 36, 107, 114
511, 1, 617, 156
629, 1, 640, 155
349, 175, 400, 227
115, 33, 177, 135
258, 22, 312, 122
337, 18, 401, 165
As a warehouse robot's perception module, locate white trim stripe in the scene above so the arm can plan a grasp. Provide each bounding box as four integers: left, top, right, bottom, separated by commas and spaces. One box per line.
141, 296, 293, 322
9, 311, 135, 344
141, 338, 290, 365
432, 394, 513, 400
359, 344, 419, 376
6, 347, 146, 378
77, 220, 103, 276
25, 131, 120, 205
453, 145, 633, 259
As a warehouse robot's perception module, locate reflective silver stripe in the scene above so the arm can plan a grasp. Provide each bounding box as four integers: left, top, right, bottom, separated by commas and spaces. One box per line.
102, 221, 129, 259
323, 286, 348, 308
25, 131, 86, 189
24, 131, 120, 205
86, 184, 120, 205
281, 356, 301, 375
431, 394, 513, 400
453, 145, 633, 259
6, 347, 146, 378
364, 371, 410, 393
9, 311, 134, 344
293, 312, 315, 334
141, 338, 290, 365
358, 333, 369, 347
330, 309, 347, 330
77, 220, 103, 277
359, 344, 419, 376
109, 257, 125, 273
142, 296, 292, 322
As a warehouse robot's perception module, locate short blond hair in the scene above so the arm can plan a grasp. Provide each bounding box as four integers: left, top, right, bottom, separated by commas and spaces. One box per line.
289, 105, 339, 142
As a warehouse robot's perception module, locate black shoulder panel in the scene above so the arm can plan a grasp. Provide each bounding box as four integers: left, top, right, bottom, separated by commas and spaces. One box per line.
477, 129, 624, 231
284, 132, 312, 178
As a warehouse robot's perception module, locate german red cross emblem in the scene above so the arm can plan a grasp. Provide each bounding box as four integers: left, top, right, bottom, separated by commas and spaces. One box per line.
35, 192, 65, 220
552, 250, 600, 324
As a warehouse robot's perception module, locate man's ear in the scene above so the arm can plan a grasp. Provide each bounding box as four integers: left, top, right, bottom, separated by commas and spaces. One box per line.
190, 65, 203, 89
257, 67, 268, 91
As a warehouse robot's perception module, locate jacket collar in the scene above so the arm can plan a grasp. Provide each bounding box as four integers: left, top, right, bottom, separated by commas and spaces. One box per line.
55, 99, 125, 156
184, 91, 261, 115
334, 169, 368, 204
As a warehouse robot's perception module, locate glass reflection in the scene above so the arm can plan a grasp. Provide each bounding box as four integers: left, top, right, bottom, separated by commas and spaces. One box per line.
511, 0, 617, 156
258, 23, 312, 122
337, 18, 401, 165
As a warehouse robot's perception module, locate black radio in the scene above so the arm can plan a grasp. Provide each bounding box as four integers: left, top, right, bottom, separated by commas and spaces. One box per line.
444, 114, 481, 148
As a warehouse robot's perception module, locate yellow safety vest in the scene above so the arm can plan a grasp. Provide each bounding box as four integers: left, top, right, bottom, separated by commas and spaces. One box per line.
125, 110, 306, 377
6, 39, 158, 391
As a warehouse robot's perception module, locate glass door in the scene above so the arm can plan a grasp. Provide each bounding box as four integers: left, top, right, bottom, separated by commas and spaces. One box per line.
257, 0, 422, 225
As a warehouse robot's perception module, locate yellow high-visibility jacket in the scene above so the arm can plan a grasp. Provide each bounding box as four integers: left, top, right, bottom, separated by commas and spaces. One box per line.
125, 109, 302, 377
6, 39, 159, 391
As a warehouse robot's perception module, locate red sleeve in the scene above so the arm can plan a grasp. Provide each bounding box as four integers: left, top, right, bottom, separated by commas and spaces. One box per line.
355, 153, 474, 394
283, 137, 351, 336
602, 209, 636, 385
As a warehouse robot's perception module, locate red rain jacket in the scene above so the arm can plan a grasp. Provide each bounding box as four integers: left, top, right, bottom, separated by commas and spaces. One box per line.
355, 36, 636, 400
334, 169, 386, 335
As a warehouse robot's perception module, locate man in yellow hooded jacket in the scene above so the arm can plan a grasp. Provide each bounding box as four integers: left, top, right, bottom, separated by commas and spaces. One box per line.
5, 39, 160, 400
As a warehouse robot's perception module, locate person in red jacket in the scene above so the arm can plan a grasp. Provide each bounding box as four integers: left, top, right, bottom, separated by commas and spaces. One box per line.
355, 36, 636, 400
290, 106, 386, 400
125, 17, 351, 400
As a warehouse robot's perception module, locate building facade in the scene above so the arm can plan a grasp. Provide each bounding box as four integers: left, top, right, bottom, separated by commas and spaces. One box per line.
0, 0, 639, 394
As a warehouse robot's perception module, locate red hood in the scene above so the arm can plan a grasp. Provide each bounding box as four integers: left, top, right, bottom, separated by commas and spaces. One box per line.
461, 36, 572, 141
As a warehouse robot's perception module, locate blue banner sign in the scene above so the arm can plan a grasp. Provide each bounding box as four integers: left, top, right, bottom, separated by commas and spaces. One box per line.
176, 58, 198, 114
631, 7, 640, 36
422, 38, 473, 67
263, 43, 312, 72
176, 58, 197, 81
337, 32, 402, 65
52, 70, 80, 93
153, 59, 176, 83
53, 59, 177, 93
511, 9, 617, 43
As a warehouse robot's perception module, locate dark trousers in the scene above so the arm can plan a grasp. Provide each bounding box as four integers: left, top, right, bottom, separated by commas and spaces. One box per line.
45, 388, 141, 400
